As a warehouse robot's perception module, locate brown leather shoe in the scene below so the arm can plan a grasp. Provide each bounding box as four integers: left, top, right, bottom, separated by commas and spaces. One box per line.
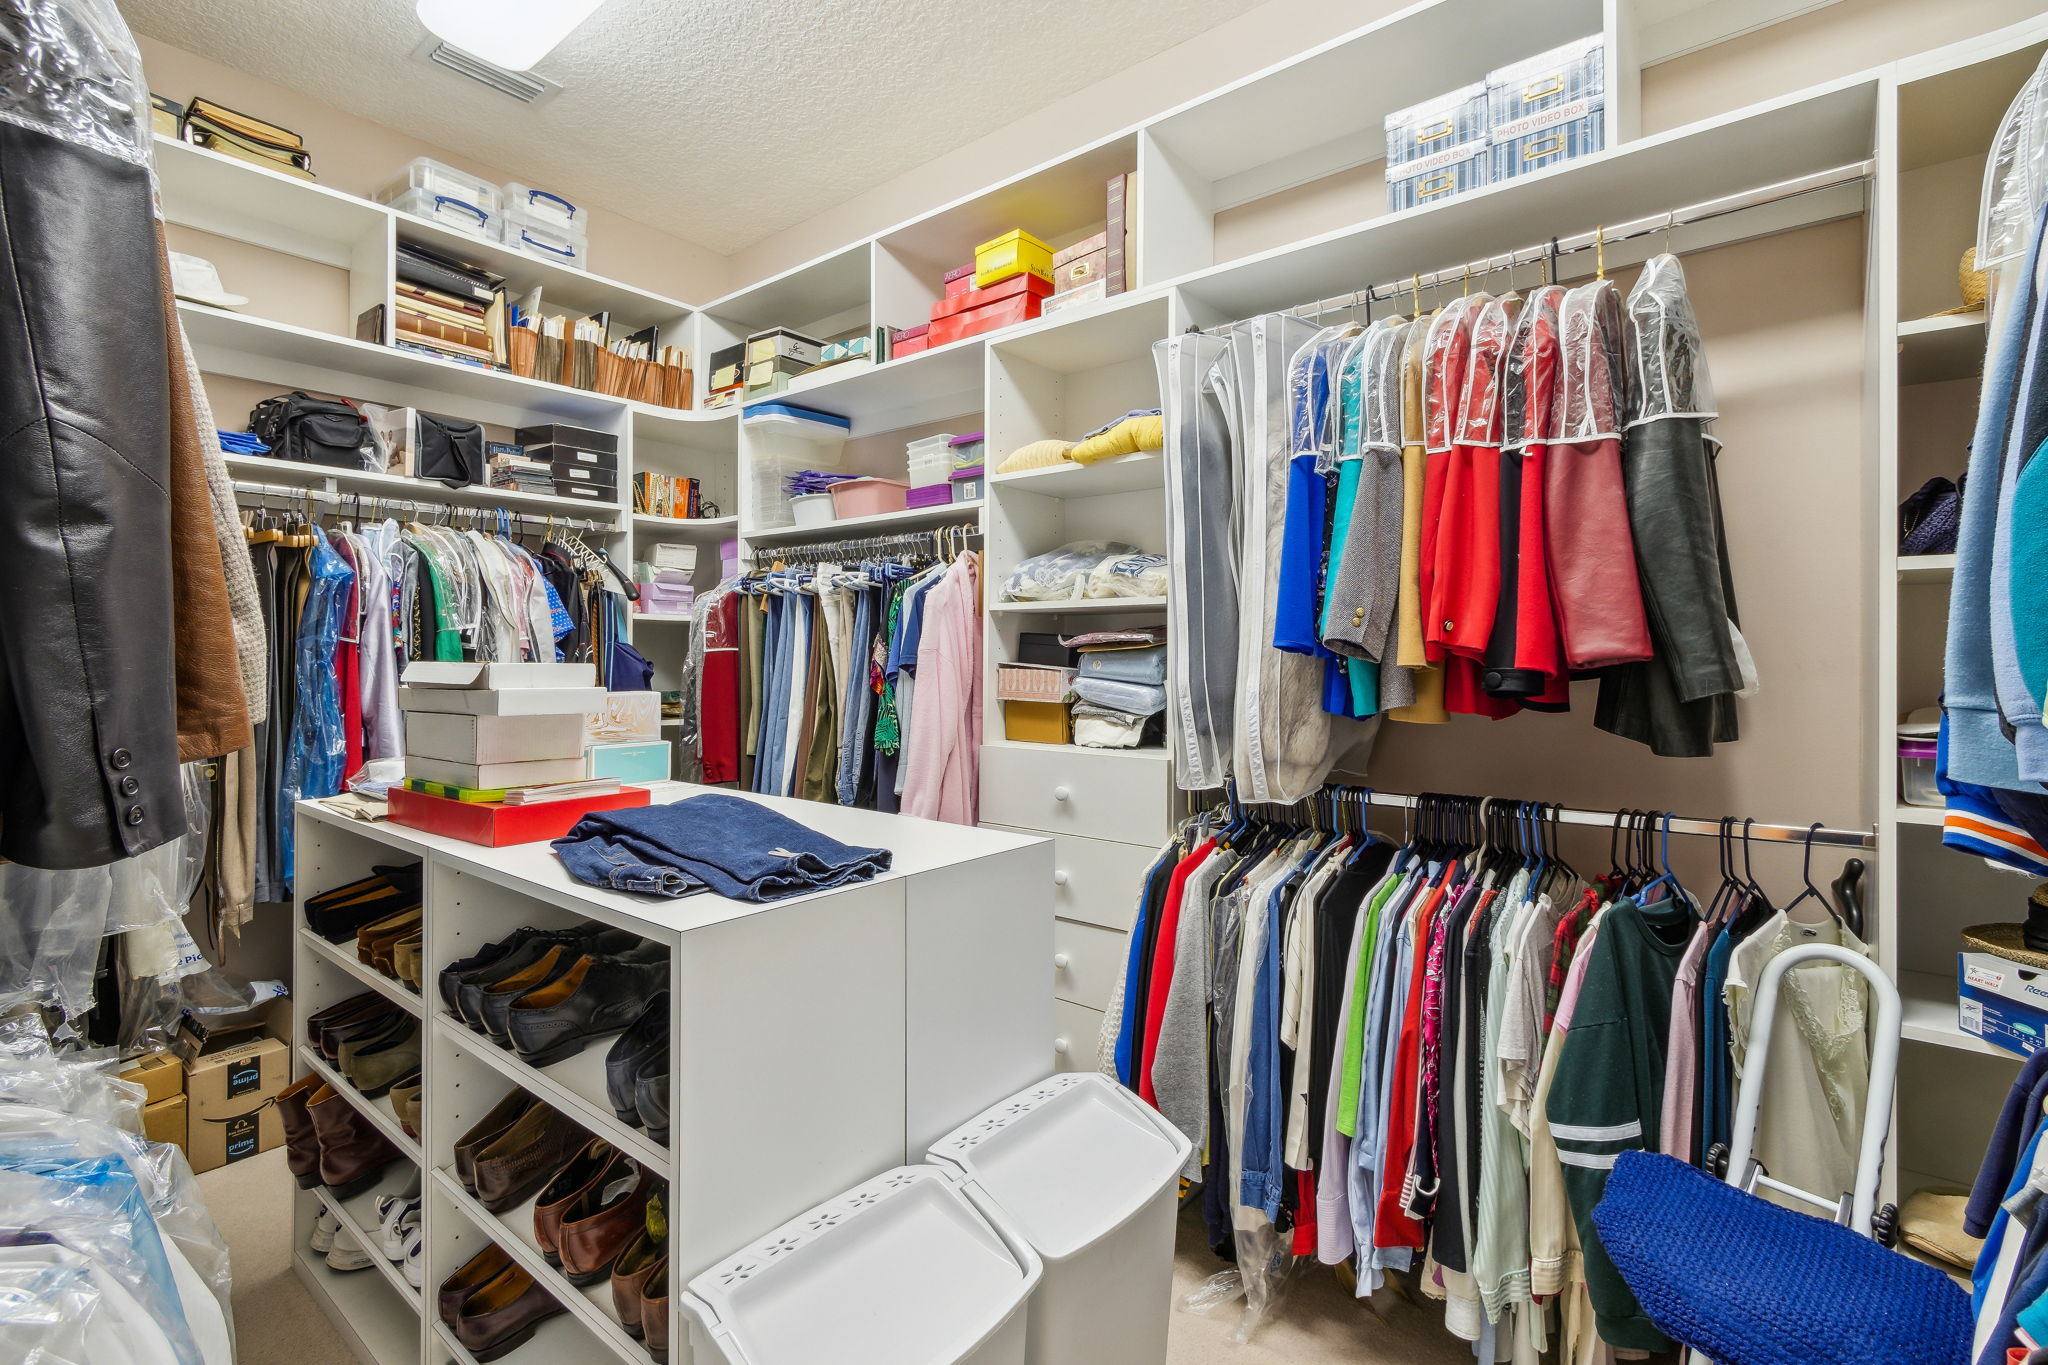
532, 1138, 619, 1266
453, 1091, 531, 1195
641, 1255, 670, 1364
560, 1166, 658, 1286
393, 930, 424, 992
437, 1244, 512, 1328
389, 1073, 423, 1138
342, 1018, 422, 1099
609, 1193, 666, 1340
357, 906, 422, 973
320, 1005, 405, 1065
306, 993, 384, 1055
474, 1101, 583, 1213
454, 1262, 567, 1363
305, 1082, 403, 1199
476, 943, 582, 1045
276, 1074, 324, 1189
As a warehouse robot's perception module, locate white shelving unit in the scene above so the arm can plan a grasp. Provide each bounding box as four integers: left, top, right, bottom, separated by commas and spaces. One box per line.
290, 789, 1049, 1365
1872, 19, 2048, 1213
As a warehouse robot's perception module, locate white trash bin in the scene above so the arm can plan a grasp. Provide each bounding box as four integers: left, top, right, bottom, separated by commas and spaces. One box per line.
926, 1073, 1192, 1365
680, 1165, 1042, 1365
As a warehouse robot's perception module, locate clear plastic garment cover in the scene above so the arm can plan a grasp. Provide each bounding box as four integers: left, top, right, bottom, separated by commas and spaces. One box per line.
1556, 279, 1627, 443
1625, 254, 1718, 426
0, 0, 153, 167
1981, 48, 2048, 271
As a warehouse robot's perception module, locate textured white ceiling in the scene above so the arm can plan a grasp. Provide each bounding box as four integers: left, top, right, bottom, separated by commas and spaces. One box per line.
120, 0, 1268, 254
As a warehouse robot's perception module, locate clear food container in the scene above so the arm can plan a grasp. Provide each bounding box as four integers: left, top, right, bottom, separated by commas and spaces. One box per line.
385, 187, 495, 238
378, 157, 501, 235
1899, 738, 1940, 807
500, 202, 589, 269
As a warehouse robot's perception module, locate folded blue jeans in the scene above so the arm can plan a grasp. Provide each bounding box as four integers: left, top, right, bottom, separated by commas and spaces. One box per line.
554, 793, 892, 901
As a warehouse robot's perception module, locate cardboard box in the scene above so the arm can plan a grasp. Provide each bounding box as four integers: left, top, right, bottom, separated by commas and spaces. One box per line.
1960, 951, 2048, 1057
404, 754, 588, 790
651, 542, 699, 573
1043, 279, 1109, 318
513, 423, 617, 455
745, 328, 824, 367
405, 711, 587, 765
1052, 231, 1107, 270
586, 740, 672, 782
388, 784, 652, 846
399, 685, 608, 717
746, 354, 812, 390
928, 291, 1043, 347
401, 661, 598, 691
930, 271, 1052, 322
1053, 247, 1108, 295
185, 1036, 288, 1173
143, 1094, 187, 1150
119, 1050, 184, 1107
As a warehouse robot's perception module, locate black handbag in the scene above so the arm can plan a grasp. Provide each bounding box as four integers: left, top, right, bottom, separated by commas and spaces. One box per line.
415, 412, 485, 487
248, 392, 377, 470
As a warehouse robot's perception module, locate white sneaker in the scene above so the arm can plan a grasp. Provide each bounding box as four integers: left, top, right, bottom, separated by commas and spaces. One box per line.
325, 1227, 375, 1272
401, 1226, 423, 1289
309, 1209, 340, 1256
377, 1197, 422, 1260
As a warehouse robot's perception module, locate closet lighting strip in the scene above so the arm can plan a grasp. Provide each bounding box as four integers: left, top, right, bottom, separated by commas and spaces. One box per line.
1237, 159, 1876, 328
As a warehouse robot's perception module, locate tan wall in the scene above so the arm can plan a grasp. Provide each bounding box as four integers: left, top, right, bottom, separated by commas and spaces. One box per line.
139, 35, 730, 303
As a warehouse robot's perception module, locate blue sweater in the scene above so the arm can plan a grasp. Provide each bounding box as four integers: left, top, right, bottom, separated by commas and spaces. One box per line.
1993, 208, 2048, 782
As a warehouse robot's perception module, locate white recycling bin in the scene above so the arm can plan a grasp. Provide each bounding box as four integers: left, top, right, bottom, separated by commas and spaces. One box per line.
926, 1073, 1192, 1365
680, 1165, 1042, 1365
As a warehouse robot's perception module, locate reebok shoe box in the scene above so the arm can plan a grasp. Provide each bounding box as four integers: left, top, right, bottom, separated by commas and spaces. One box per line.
1959, 951, 2048, 1057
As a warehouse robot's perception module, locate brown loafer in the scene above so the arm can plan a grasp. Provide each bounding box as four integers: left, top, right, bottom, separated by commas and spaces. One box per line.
276, 1074, 325, 1189
560, 1166, 658, 1286
356, 906, 422, 972
389, 1072, 423, 1138
609, 1193, 666, 1339
474, 1101, 583, 1213
454, 1262, 567, 1363
437, 1244, 512, 1328
392, 930, 424, 992
532, 1138, 619, 1266
641, 1254, 670, 1364
320, 1005, 405, 1065
342, 1018, 421, 1099
453, 1091, 531, 1195
305, 1082, 402, 1199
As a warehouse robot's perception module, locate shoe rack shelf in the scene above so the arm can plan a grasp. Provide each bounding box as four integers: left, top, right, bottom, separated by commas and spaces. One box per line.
301, 927, 428, 1019
316, 1162, 427, 1312
290, 786, 1052, 1365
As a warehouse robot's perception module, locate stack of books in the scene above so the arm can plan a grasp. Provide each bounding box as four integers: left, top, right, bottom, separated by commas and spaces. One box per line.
181, 98, 315, 180
389, 662, 649, 846
392, 243, 507, 370
488, 451, 555, 495
633, 472, 702, 519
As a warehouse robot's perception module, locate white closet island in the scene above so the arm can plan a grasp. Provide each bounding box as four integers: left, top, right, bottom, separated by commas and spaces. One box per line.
288, 787, 1051, 1365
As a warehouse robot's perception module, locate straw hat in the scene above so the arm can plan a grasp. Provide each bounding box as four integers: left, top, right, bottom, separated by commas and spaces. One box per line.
1962, 883, 2048, 969
1927, 248, 1989, 318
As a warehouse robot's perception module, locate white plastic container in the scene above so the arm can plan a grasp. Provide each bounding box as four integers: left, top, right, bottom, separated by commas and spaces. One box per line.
500, 202, 589, 269
790, 493, 836, 527
926, 1073, 1190, 1365
681, 1165, 1042, 1365
377, 157, 500, 235
907, 433, 959, 488
501, 182, 584, 234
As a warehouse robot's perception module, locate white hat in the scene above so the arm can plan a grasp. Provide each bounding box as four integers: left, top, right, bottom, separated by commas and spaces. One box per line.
169, 252, 247, 309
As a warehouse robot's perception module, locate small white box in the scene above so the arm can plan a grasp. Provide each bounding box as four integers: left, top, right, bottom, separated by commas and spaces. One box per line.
400, 661, 598, 690
403, 754, 588, 790
404, 711, 587, 765
398, 685, 609, 717
651, 542, 699, 573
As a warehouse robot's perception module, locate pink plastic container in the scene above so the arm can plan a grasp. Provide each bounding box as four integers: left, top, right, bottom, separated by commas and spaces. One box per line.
830, 477, 910, 519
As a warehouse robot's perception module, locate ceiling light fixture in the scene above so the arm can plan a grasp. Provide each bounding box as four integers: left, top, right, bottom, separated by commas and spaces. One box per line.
414, 0, 606, 72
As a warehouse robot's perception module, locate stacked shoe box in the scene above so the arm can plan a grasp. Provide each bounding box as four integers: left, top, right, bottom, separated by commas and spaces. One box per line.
391, 661, 652, 844
516, 422, 619, 505
634, 540, 696, 616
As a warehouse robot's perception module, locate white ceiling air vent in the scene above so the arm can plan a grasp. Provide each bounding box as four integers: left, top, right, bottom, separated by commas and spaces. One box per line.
414, 37, 563, 105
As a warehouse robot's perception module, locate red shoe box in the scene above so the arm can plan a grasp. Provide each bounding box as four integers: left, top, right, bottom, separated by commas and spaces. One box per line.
942, 264, 976, 297
892, 323, 932, 358
388, 785, 652, 846
927, 291, 1044, 348
930, 271, 1052, 322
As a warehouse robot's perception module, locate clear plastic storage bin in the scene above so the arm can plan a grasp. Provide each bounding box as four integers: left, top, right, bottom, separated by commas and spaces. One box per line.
385, 187, 495, 238
948, 432, 986, 470
377, 157, 500, 234
500, 202, 589, 269
501, 182, 583, 233
1900, 738, 1940, 807
907, 433, 958, 488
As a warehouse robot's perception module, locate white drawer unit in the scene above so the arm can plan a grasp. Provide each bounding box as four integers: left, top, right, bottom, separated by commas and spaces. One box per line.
1054, 998, 1106, 1070
979, 745, 1172, 848
1052, 917, 1128, 1012
983, 825, 1160, 933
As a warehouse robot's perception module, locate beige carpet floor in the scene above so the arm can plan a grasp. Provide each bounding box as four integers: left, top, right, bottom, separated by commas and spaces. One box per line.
206, 1148, 1468, 1365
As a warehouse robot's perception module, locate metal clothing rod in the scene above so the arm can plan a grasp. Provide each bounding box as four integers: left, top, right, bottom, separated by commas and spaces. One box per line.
230, 478, 611, 535
745, 525, 983, 566
1224, 160, 1874, 329
1322, 789, 1876, 849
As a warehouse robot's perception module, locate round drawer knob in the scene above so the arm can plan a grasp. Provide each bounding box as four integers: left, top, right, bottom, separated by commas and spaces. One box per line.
1052, 870, 1069, 886
1053, 786, 1071, 803
1053, 1037, 1070, 1055
1053, 952, 1071, 969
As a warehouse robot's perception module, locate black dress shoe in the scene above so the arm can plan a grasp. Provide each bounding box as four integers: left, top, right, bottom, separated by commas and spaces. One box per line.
305, 863, 423, 942
507, 949, 668, 1066
605, 992, 669, 1126
455, 928, 639, 1034
440, 926, 581, 1014
635, 1046, 670, 1146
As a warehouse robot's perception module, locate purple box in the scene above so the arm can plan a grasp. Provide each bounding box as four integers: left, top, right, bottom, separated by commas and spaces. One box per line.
905, 483, 953, 509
